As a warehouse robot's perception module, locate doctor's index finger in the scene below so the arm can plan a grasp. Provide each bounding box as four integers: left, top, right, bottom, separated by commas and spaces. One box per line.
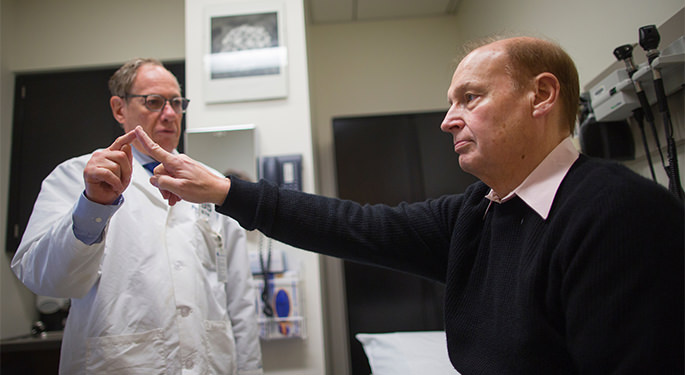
134, 126, 173, 162
108, 129, 138, 151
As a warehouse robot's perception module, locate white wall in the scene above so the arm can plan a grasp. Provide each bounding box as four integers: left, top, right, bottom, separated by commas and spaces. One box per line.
5, 0, 185, 71
454, 0, 683, 89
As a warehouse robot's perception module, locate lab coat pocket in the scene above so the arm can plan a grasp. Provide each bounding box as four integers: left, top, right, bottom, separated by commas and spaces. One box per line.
85, 328, 166, 375
203, 319, 237, 375
195, 219, 222, 271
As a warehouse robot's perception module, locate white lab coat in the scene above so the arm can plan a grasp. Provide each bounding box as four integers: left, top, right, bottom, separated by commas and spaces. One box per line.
12, 151, 263, 375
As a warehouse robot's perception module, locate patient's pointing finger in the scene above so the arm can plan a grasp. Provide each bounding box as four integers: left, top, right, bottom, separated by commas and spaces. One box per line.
134, 126, 172, 162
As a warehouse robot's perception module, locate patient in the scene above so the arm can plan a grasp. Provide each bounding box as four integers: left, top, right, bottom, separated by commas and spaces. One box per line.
135, 36, 684, 373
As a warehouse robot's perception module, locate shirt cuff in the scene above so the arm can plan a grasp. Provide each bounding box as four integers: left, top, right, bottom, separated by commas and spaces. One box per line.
72, 192, 123, 245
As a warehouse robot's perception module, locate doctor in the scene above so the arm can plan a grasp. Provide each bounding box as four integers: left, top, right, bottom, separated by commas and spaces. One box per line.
12, 58, 263, 375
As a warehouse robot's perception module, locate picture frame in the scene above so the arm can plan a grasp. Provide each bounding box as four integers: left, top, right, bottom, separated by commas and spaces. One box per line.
203, 0, 287, 104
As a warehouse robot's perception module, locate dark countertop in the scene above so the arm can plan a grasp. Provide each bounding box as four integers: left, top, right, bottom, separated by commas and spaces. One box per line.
0, 330, 63, 353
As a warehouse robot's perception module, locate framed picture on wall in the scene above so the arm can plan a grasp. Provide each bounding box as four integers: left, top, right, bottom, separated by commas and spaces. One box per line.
203, 0, 287, 103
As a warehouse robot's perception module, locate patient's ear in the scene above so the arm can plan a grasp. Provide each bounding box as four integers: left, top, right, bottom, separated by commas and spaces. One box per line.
531, 72, 560, 118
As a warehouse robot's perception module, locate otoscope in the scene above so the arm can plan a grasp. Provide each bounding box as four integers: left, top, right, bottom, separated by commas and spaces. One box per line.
639, 25, 685, 200
613, 44, 660, 182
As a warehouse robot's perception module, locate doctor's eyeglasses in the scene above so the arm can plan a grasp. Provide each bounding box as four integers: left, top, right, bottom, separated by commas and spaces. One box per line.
125, 94, 190, 114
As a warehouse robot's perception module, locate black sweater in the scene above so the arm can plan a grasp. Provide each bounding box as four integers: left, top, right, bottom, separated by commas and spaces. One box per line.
219, 155, 684, 374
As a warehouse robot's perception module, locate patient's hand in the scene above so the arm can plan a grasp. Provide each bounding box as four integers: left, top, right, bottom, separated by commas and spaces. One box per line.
134, 126, 231, 206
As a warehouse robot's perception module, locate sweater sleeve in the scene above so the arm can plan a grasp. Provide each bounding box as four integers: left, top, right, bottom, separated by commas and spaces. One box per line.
217, 177, 465, 282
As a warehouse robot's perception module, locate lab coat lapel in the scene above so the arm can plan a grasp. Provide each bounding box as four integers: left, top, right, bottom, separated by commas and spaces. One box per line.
130, 161, 168, 207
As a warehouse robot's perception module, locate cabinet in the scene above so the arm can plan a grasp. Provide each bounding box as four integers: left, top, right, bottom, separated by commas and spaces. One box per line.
1, 331, 62, 374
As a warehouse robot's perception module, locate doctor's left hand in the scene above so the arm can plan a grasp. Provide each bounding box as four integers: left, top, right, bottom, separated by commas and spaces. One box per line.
83, 129, 137, 205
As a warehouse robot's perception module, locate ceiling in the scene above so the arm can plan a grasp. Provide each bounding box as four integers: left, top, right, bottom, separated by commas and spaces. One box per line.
307, 0, 461, 24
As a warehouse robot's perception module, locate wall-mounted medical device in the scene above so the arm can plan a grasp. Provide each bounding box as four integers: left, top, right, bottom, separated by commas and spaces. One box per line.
589, 36, 684, 122
250, 235, 306, 340
252, 271, 306, 340
587, 24, 684, 201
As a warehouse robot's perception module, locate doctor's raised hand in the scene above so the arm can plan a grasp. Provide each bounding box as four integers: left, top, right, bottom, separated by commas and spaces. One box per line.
82, 129, 137, 205
134, 126, 230, 206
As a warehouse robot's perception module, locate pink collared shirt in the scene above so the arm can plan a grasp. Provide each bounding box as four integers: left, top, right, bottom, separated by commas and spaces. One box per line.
484, 137, 580, 220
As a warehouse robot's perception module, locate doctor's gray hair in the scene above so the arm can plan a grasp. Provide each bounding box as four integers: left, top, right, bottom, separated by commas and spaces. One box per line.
108, 58, 171, 97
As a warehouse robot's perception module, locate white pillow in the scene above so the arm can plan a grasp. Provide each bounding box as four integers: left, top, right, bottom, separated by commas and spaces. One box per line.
356, 331, 460, 375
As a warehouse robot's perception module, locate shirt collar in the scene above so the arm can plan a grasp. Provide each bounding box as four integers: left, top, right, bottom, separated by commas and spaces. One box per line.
485, 137, 579, 220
